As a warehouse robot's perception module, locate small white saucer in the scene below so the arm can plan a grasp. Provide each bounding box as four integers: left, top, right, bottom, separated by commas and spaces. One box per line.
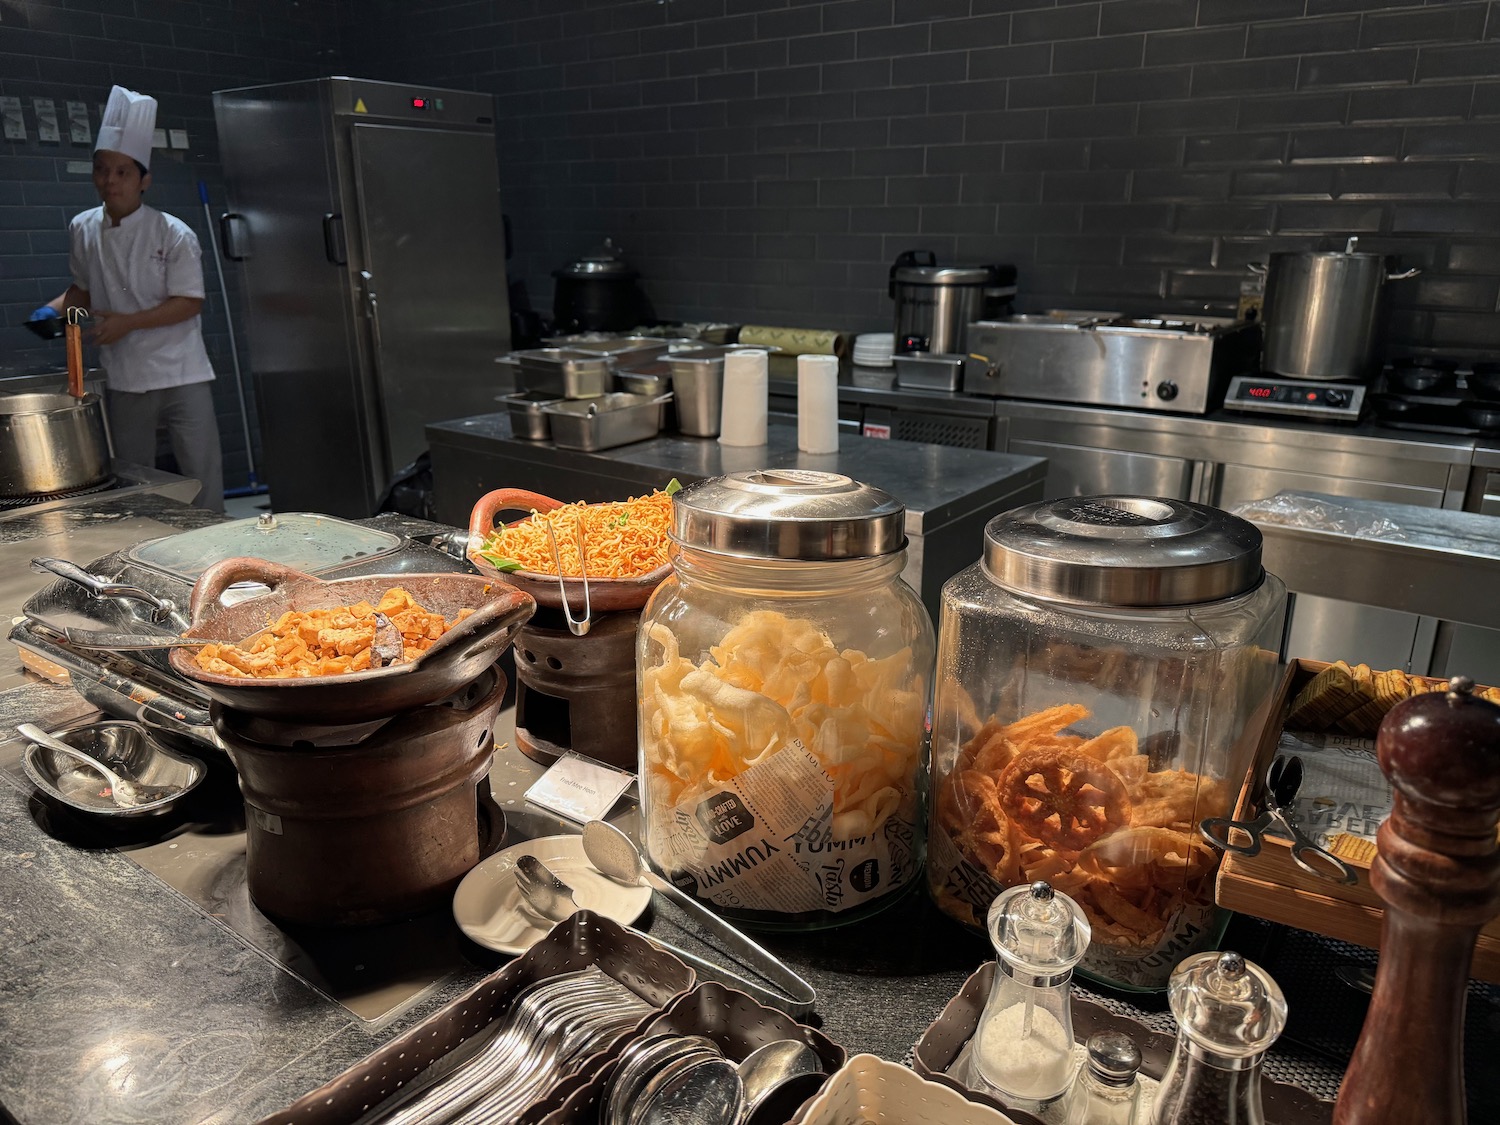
452, 833, 652, 955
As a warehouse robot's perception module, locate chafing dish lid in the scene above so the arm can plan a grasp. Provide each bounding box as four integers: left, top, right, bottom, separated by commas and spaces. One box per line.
982, 495, 1263, 607
125, 513, 402, 584
672, 469, 906, 561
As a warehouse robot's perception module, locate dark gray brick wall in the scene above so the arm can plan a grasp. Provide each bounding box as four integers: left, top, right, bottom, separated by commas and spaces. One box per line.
356, 0, 1500, 354
5, 0, 1497, 481
0, 0, 347, 490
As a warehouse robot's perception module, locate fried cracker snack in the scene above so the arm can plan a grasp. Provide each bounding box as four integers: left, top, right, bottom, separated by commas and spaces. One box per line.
936, 703, 1225, 951
641, 609, 926, 842
194, 587, 474, 679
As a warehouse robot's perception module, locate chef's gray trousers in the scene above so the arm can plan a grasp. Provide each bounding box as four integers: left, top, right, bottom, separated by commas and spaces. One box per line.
107, 381, 225, 513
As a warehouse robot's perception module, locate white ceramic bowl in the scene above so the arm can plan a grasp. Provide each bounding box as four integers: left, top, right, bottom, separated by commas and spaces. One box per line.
793, 1054, 1017, 1124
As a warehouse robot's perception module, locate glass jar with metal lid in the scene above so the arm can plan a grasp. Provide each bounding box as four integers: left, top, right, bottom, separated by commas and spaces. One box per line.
637, 468, 935, 930
927, 496, 1286, 990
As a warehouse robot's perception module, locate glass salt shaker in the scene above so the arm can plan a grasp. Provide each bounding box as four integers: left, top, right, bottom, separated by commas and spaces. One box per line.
1151, 950, 1288, 1125
968, 881, 1090, 1107
1060, 1031, 1142, 1125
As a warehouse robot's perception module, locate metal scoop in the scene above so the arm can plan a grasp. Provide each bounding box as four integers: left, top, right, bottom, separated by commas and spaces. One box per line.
580, 821, 817, 1013
17, 723, 177, 809
514, 854, 812, 1016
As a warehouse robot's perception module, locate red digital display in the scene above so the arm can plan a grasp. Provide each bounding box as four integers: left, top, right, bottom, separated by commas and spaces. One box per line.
411, 97, 427, 109
1248, 386, 1273, 398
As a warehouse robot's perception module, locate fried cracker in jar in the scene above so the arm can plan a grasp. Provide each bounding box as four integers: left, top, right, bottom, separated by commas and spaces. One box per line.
927, 496, 1287, 988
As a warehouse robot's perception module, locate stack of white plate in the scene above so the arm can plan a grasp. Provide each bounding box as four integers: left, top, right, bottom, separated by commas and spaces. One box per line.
852, 333, 894, 368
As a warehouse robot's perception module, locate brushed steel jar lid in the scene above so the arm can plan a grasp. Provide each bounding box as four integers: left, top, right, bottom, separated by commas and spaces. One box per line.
892, 263, 999, 286
982, 495, 1264, 607
672, 469, 906, 560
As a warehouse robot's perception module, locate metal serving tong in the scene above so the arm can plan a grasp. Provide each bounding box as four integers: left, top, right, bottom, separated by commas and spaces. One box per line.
1200, 754, 1357, 885
544, 517, 591, 636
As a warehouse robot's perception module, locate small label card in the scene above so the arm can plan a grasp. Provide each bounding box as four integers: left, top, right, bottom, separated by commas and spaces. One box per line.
525, 752, 635, 825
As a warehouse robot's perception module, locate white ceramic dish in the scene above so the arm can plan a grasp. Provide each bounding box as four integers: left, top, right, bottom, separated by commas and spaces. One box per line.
793, 1054, 1017, 1125
452, 833, 652, 956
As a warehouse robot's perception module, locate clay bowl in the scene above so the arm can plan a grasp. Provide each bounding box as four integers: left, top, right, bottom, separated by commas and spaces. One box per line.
466, 487, 672, 614
168, 557, 535, 723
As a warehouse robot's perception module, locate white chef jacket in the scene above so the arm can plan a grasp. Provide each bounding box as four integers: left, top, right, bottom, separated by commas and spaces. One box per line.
68, 203, 215, 393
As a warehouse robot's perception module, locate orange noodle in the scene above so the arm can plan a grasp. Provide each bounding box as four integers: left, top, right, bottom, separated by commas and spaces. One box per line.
478, 483, 677, 578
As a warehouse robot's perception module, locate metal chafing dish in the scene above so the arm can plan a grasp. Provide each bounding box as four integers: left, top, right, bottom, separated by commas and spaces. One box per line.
965, 312, 1263, 415
8, 514, 474, 751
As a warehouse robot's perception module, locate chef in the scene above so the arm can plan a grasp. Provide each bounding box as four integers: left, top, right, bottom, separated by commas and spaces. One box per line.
33, 86, 224, 513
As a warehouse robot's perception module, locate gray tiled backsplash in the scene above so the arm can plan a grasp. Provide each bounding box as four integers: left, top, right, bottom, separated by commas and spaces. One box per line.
4, 0, 1500, 465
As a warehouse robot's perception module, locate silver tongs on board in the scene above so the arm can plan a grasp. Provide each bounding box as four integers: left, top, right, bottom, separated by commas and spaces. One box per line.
1200, 754, 1357, 885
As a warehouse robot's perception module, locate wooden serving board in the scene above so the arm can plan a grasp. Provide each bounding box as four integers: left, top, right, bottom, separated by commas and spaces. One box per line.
1215, 659, 1500, 983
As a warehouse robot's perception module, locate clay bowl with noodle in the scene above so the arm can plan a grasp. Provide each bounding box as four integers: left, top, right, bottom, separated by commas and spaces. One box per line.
465, 487, 673, 614
168, 556, 534, 723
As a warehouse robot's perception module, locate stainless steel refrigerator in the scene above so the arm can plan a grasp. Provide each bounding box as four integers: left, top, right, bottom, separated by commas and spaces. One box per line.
213, 77, 511, 517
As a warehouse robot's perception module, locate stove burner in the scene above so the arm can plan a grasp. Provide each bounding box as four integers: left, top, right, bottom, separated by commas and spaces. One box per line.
0, 474, 118, 510
514, 606, 639, 771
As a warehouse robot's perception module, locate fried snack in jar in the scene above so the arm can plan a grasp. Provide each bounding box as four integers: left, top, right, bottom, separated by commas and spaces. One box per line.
638, 470, 935, 932
928, 702, 1238, 987
927, 497, 1286, 989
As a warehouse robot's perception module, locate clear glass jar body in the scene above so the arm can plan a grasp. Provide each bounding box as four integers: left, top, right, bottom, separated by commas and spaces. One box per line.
969, 969, 1078, 1105
927, 566, 1286, 989
638, 546, 935, 930
1151, 1042, 1267, 1125
1061, 1068, 1141, 1125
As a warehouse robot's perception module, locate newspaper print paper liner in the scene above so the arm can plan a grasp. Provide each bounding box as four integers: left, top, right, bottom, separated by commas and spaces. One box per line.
649, 742, 922, 917
787, 1054, 1018, 1125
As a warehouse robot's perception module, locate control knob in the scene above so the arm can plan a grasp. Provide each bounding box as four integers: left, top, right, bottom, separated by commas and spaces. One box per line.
1156, 380, 1179, 401
1324, 389, 1349, 408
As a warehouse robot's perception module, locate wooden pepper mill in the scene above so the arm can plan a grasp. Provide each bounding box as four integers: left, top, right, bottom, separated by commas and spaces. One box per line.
1334, 676, 1500, 1125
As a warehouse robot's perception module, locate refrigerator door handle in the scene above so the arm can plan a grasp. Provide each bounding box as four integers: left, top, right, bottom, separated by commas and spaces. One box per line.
322, 212, 347, 265
218, 213, 248, 261
359, 270, 383, 352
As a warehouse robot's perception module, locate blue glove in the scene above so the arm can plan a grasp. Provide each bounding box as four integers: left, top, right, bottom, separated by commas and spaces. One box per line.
28, 306, 59, 322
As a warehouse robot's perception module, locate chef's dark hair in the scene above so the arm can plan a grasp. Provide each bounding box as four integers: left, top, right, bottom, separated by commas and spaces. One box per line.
134, 160, 148, 178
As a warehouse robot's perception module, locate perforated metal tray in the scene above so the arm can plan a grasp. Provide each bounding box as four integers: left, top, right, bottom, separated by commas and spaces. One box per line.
911, 962, 1333, 1125
255, 911, 696, 1125
536, 981, 844, 1125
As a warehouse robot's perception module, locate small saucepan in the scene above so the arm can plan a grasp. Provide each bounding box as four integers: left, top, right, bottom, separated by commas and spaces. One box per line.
1388, 357, 1457, 396
1462, 399, 1500, 432
1467, 362, 1500, 402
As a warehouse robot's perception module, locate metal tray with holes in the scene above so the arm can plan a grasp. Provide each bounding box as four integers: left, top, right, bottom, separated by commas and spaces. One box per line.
254, 912, 696, 1125
535, 981, 845, 1125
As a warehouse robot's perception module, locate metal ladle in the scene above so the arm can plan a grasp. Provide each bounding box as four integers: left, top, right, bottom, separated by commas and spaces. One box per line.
580, 821, 817, 1014
514, 855, 811, 1016
17, 723, 177, 808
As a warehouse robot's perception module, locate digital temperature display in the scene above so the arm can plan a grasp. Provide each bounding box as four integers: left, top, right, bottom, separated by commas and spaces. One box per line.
1247, 386, 1274, 398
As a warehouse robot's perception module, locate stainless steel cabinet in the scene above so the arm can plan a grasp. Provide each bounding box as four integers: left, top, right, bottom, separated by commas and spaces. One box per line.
993, 400, 1477, 674
1008, 439, 1194, 499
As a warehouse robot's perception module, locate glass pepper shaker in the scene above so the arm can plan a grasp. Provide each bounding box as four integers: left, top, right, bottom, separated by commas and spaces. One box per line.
1060, 1031, 1142, 1124
968, 881, 1091, 1107
1151, 950, 1288, 1125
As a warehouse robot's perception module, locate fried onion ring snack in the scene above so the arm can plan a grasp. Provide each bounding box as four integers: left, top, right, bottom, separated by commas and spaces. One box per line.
930, 703, 1229, 969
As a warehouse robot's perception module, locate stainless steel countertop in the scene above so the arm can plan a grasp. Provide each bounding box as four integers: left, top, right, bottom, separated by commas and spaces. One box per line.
772, 369, 1481, 467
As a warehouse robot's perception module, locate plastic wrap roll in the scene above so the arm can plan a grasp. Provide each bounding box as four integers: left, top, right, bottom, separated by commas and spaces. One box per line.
719, 349, 769, 447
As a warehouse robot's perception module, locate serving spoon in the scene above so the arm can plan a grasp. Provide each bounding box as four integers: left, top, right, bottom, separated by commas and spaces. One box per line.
579, 821, 817, 1013
17, 723, 177, 808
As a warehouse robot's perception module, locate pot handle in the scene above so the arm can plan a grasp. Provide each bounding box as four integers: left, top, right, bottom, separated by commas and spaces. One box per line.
189, 557, 320, 625
452, 593, 536, 664
1387, 267, 1421, 281
467, 487, 565, 543
1247, 262, 1267, 275
888, 249, 938, 298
